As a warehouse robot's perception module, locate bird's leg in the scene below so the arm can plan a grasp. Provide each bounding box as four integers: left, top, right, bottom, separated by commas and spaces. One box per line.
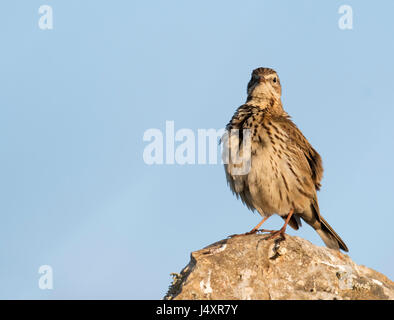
229, 216, 270, 238
245, 215, 271, 235
265, 209, 294, 240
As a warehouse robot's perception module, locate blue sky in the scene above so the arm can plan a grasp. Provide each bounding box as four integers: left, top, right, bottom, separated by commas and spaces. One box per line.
0, 1, 393, 299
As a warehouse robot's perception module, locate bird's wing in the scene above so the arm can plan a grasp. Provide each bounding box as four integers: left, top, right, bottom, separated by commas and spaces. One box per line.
222, 104, 259, 212
273, 115, 323, 191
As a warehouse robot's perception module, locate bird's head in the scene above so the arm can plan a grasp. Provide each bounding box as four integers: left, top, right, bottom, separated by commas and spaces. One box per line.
246, 67, 282, 105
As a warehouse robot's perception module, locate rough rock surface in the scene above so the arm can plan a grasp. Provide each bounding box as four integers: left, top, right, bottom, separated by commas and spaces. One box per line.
164, 234, 393, 300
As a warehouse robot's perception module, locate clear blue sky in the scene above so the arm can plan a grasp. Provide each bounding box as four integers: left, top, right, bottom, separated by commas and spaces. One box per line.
0, 1, 393, 299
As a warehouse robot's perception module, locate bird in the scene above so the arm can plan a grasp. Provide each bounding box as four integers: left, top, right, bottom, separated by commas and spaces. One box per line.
222, 67, 348, 252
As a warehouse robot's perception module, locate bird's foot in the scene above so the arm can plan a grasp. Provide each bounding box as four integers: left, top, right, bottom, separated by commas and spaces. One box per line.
257, 229, 276, 233
264, 228, 286, 241
228, 228, 260, 238
228, 228, 277, 239
244, 228, 259, 235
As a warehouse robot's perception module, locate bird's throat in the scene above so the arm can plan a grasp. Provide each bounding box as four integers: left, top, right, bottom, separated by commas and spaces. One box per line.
246, 96, 282, 111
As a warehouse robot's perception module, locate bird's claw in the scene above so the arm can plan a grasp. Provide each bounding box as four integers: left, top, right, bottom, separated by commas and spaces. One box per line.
257, 229, 275, 234
264, 229, 286, 241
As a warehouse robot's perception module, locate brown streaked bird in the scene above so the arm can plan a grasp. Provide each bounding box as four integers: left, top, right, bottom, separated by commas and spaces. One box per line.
223, 67, 348, 252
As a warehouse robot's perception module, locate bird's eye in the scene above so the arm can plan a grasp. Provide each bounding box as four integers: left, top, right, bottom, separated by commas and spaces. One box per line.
273, 77, 277, 83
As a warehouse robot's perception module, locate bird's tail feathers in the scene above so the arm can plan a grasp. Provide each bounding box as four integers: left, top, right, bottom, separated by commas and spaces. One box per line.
316, 216, 349, 252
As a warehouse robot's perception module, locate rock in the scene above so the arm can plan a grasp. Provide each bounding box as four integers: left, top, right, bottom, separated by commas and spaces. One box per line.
164, 234, 394, 300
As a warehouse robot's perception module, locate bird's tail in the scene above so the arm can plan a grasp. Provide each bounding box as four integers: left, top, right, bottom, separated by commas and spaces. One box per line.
315, 216, 349, 252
